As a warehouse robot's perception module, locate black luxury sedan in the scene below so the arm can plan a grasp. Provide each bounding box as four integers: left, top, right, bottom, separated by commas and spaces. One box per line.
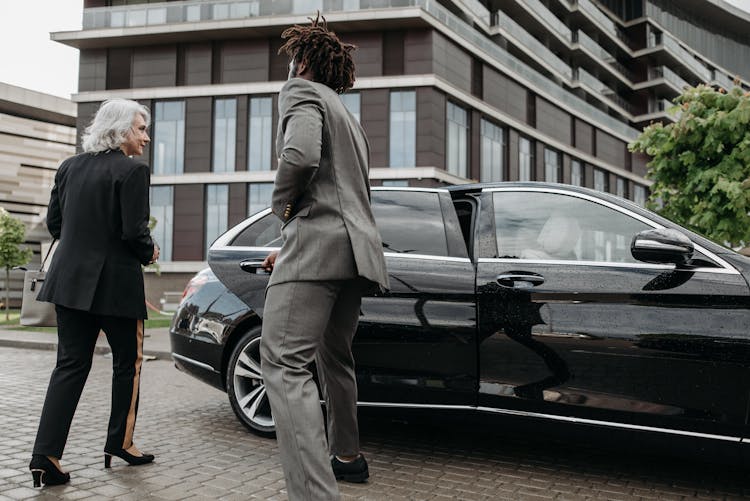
169, 182, 750, 463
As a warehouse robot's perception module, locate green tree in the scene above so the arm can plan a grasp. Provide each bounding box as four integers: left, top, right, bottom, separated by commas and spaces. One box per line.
0, 208, 33, 320
629, 84, 750, 249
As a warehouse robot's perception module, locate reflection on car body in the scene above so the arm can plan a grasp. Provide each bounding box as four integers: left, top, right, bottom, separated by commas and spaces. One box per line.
169, 182, 750, 465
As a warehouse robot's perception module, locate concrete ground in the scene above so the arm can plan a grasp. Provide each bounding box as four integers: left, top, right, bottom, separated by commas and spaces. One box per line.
0, 328, 748, 500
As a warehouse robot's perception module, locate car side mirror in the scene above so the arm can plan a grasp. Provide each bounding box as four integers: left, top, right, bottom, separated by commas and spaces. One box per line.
631, 228, 694, 265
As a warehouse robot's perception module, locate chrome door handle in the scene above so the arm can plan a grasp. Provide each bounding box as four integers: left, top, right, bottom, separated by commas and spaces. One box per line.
240, 260, 269, 274
496, 273, 544, 288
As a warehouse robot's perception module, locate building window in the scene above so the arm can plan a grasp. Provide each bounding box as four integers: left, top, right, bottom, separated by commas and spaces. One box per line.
446, 102, 468, 178
153, 101, 185, 175
340, 92, 360, 122
634, 185, 647, 206
248, 97, 273, 171
519, 137, 533, 181
544, 147, 560, 183
213, 98, 236, 173
248, 183, 273, 216
616, 177, 628, 199
480, 119, 504, 182
571, 160, 584, 186
149, 186, 173, 261
389, 90, 416, 167
205, 184, 229, 253
594, 169, 609, 193
382, 180, 409, 187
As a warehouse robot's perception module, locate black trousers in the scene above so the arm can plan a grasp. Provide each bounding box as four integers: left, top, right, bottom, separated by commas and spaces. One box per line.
33, 305, 145, 458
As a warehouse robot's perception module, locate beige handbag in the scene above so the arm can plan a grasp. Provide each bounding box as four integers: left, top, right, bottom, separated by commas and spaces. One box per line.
19, 240, 57, 327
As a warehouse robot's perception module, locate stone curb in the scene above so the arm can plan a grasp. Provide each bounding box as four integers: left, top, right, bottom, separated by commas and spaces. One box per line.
0, 337, 173, 360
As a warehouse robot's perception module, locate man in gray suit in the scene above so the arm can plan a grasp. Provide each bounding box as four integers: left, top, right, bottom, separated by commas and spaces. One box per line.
260, 15, 389, 501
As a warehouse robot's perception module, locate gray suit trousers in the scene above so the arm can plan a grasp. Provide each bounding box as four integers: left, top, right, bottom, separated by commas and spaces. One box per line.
260, 279, 363, 501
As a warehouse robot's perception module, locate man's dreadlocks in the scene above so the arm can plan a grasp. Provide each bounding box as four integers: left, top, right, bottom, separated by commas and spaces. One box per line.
278, 14, 356, 94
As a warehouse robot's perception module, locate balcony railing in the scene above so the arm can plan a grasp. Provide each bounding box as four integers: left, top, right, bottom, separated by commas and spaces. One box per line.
458, 0, 491, 26
662, 34, 712, 83
648, 66, 690, 92
575, 67, 634, 114
82, 0, 420, 29
710, 69, 735, 91
575, 30, 634, 82
573, 0, 630, 48
516, 0, 571, 43
492, 9, 573, 80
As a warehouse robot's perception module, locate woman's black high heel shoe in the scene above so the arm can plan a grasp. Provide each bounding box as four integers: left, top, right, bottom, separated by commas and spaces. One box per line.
29, 454, 70, 487
104, 448, 155, 468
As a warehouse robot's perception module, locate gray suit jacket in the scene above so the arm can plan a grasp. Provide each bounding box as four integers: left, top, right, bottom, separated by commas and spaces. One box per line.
269, 78, 389, 292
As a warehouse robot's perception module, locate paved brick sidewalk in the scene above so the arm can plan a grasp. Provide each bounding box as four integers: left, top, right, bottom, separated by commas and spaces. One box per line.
0, 346, 748, 500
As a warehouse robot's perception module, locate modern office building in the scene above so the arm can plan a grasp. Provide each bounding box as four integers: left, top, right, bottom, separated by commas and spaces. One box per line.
0, 83, 76, 306
52, 0, 750, 300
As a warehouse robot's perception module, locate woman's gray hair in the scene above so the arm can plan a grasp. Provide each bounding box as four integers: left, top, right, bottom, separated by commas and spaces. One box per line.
81, 98, 151, 153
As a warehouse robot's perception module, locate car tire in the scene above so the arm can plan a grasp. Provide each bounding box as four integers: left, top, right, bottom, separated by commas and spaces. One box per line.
226, 327, 276, 436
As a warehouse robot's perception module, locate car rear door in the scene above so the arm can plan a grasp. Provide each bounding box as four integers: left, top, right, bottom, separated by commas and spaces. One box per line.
209, 208, 281, 318
475, 187, 750, 440
354, 188, 477, 407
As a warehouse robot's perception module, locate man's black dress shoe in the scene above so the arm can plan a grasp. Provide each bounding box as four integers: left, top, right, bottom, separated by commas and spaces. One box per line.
331, 454, 369, 483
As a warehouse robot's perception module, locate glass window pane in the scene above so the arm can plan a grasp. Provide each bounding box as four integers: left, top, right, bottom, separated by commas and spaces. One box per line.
232, 213, 282, 247
213, 98, 236, 173
371, 191, 448, 256
571, 160, 583, 186
634, 185, 647, 206
149, 186, 173, 261
249, 97, 273, 171
205, 184, 229, 253
248, 182, 273, 216
480, 119, 504, 182
446, 102, 468, 178
519, 137, 532, 181
340, 92, 360, 122
544, 147, 560, 183
594, 169, 608, 193
492, 191, 651, 263
389, 91, 416, 167
153, 101, 185, 175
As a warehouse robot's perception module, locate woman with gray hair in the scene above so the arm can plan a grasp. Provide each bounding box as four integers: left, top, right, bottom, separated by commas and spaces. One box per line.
29, 98, 160, 488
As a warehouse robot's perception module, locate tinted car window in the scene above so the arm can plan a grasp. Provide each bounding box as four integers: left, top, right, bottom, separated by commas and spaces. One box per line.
231, 212, 282, 247
372, 191, 448, 256
492, 191, 651, 263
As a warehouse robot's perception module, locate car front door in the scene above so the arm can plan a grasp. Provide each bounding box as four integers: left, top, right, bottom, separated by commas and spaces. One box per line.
476, 187, 750, 440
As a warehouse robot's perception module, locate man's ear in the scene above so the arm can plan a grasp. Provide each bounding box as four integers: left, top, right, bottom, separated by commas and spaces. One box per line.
297, 60, 308, 75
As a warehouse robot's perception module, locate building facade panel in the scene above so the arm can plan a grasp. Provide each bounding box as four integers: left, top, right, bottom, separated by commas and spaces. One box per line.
574, 119, 594, 155
349, 32, 383, 78
361, 89, 389, 168
404, 29, 433, 74
416, 87, 445, 168
219, 39, 270, 84
433, 32, 472, 95
185, 97, 212, 173
132, 45, 177, 88
536, 98, 572, 146
595, 129, 627, 169
229, 182, 247, 227
78, 49, 106, 92
483, 66, 527, 124
173, 184, 204, 261
183, 42, 213, 86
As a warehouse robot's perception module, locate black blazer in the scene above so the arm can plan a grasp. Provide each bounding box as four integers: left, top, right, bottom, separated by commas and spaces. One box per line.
38, 149, 155, 319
